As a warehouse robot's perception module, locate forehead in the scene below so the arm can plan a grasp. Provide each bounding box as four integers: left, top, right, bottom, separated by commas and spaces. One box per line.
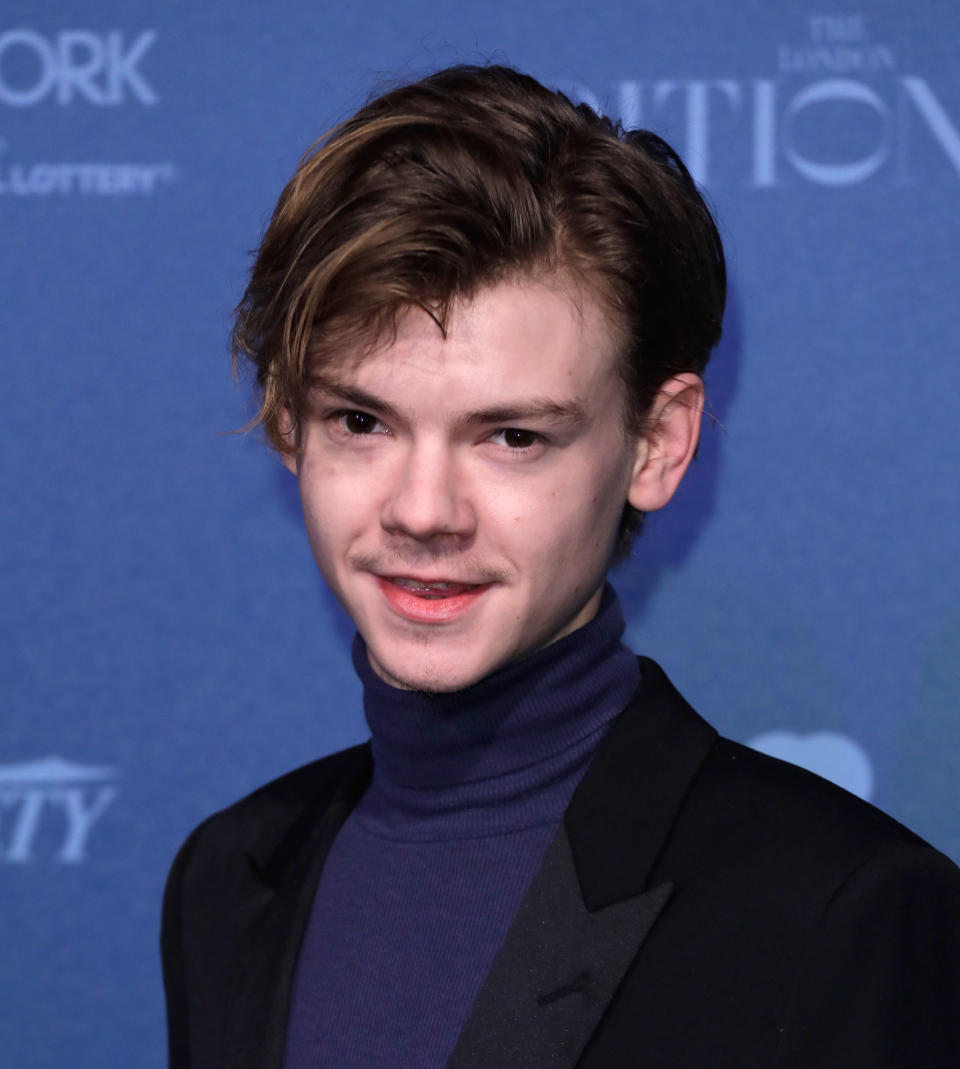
330, 277, 623, 407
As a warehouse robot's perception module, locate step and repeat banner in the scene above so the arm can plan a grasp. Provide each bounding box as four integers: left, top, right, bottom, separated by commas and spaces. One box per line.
3, 1, 958, 1065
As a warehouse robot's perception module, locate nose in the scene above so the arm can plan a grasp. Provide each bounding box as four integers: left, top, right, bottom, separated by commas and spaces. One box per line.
380, 441, 476, 543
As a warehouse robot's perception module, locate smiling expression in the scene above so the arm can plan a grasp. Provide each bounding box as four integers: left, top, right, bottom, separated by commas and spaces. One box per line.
287, 277, 648, 692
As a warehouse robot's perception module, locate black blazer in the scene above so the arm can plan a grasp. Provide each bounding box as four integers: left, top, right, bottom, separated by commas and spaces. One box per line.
162, 659, 960, 1067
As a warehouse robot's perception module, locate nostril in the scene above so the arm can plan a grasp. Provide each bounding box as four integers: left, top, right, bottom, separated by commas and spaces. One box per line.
380, 464, 474, 540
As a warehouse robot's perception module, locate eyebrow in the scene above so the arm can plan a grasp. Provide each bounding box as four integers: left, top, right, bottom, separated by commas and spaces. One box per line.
309, 380, 404, 424
309, 377, 589, 428
454, 401, 589, 428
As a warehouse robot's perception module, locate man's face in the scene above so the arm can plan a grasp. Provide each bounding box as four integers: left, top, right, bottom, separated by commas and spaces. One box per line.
288, 277, 642, 692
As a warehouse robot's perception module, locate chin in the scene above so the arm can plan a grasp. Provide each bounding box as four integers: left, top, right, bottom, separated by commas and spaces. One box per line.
370, 647, 495, 694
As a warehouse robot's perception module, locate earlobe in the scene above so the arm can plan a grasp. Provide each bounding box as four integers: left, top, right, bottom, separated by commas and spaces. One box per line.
626, 373, 704, 513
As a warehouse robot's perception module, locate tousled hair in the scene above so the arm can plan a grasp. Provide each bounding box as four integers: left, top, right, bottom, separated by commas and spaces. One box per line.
232, 64, 726, 555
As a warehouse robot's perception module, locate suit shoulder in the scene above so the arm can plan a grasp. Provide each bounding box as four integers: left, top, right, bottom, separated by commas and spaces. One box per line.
716, 735, 916, 837
166, 741, 371, 887
227, 741, 372, 817
690, 734, 953, 881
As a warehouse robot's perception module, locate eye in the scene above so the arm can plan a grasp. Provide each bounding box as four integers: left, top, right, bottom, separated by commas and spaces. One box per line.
490, 428, 542, 450
338, 410, 384, 435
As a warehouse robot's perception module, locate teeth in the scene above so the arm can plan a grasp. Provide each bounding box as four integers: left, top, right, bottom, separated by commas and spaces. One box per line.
392, 578, 458, 592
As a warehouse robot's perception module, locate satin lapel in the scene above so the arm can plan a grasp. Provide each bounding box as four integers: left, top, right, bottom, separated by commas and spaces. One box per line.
221, 746, 372, 1069
449, 657, 717, 1069
566, 656, 718, 910
447, 824, 673, 1069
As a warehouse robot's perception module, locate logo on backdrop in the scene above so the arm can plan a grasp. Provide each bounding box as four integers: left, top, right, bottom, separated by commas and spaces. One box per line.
565, 12, 959, 187
0, 757, 118, 863
0, 29, 176, 196
747, 731, 874, 800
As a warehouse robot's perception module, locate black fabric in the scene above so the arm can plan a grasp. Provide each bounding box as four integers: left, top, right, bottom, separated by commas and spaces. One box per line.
161, 659, 960, 1068
162, 746, 373, 1069
446, 826, 672, 1069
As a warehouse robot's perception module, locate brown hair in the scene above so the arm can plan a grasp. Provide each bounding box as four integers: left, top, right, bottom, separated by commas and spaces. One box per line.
232, 64, 726, 554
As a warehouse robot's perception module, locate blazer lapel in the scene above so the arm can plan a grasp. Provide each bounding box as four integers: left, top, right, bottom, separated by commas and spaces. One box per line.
221, 745, 373, 1069
566, 656, 717, 910
448, 656, 717, 1069
447, 824, 673, 1069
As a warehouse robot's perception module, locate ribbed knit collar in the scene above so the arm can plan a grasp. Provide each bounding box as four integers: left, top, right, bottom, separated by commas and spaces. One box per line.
350, 586, 640, 838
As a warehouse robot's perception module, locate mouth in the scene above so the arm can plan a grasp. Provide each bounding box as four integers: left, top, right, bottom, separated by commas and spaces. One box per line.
373, 574, 494, 622
382, 577, 484, 600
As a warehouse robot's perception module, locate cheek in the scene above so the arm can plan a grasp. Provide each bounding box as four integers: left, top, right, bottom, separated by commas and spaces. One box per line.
504, 471, 623, 569
300, 507, 339, 578
551, 462, 630, 558
298, 461, 368, 561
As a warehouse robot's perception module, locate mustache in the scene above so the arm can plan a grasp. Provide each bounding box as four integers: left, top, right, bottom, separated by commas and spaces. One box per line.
350, 549, 509, 585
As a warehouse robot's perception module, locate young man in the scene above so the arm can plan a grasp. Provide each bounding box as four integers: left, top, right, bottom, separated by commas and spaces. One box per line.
162, 66, 960, 1067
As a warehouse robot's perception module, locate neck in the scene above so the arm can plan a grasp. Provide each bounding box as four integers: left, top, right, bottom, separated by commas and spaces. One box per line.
350, 585, 640, 838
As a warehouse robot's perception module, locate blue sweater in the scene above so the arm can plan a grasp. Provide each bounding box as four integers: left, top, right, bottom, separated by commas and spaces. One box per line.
283, 587, 640, 1068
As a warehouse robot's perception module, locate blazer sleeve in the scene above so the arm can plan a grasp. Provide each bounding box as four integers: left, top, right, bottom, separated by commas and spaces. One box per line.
775, 843, 960, 1067
160, 825, 206, 1069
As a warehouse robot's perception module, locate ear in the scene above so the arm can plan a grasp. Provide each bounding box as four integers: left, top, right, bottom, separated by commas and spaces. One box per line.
278, 408, 300, 475
627, 373, 704, 513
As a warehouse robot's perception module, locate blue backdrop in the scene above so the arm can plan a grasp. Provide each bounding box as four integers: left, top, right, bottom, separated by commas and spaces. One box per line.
2, 2, 958, 1065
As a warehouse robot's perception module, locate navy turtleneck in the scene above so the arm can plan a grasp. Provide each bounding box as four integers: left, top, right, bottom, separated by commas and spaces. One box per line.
283, 586, 640, 1069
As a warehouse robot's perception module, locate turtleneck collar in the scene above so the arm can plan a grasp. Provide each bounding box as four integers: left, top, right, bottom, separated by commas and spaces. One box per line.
350, 585, 640, 838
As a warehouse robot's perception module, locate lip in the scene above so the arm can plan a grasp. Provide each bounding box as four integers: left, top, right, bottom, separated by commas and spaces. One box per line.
374, 575, 493, 623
